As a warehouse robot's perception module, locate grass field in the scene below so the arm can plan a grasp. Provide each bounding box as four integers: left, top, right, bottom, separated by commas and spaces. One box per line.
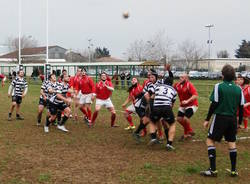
0, 80, 249, 184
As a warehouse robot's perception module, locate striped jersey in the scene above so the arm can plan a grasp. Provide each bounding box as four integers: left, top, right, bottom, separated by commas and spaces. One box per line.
50, 82, 69, 105
152, 83, 177, 107
47, 81, 59, 103
40, 80, 50, 99
143, 81, 154, 94
11, 77, 28, 97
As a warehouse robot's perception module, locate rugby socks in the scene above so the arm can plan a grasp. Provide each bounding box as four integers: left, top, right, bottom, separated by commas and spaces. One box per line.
8, 112, 12, 117
184, 119, 193, 134
45, 116, 51, 127
126, 113, 134, 126
57, 111, 62, 123
208, 146, 216, 171
178, 119, 188, 134
37, 113, 42, 124
229, 148, 237, 172
111, 113, 116, 126
80, 107, 88, 117
135, 120, 146, 134
150, 132, 157, 140
158, 129, 163, 138
60, 116, 69, 126
167, 140, 173, 146
244, 119, 248, 129
87, 108, 92, 120
91, 111, 98, 124
164, 128, 169, 142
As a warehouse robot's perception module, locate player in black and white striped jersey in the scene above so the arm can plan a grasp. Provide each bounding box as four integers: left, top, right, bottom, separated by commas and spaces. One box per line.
148, 77, 177, 150
43, 73, 59, 131
8, 70, 28, 121
44, 74, 72, 133
37, 76, 51, 126
133, 69, 158, 142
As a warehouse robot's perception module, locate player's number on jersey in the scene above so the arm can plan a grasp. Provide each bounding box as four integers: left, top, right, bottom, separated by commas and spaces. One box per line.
159, 87, 171, 96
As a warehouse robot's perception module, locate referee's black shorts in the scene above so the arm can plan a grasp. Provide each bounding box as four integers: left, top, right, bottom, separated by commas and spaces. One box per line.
208, 114, 237, 142
150, 105, 175, 125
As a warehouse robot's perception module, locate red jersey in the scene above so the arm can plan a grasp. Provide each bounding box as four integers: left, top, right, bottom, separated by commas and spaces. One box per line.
242, 85, 250, 117
79, 75, 95, 94
0, 74, 5, 79
174, 81, 198, 107
95, 80, 113, 100
129, 84, 143, 104
143, 79, 150, 88
70, 75, 81, 91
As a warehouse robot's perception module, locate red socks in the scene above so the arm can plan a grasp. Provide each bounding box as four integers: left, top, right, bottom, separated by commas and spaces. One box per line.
244, 119, 248, 129
80, 107, 88, 116
178, 118, 193, 135
87, 108, 92, 120
126, 114, 134, 126
111, 113, 116, 127
91, 111, 98, 125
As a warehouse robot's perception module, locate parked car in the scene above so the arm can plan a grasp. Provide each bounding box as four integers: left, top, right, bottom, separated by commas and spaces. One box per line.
189, 71, 202, 79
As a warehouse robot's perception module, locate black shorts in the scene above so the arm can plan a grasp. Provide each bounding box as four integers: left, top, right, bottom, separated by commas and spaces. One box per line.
208, 114, 237, 142
135, 107, 146, 118
177, 108, 194, 118
48, 102, 68, 116
12, 96, 22, 104
150, 105, 175, 125
39, 98, 47, 107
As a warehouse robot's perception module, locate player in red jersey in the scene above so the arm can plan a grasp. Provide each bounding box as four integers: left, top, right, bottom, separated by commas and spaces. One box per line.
0, 74, 6, 87
174, 73, 198, 140
91, 72, 119, 127
236, 75, 250, 131
70, 68, 82, 121
122, 77, 143, 130
79, 68, 95, 124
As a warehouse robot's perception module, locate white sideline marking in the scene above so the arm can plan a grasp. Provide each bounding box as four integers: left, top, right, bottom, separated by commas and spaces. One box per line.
192, 136, 250, 142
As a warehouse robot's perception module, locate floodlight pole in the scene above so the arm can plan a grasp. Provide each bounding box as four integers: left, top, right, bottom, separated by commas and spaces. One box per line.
205, 24, 214, 73
46, 0, 49, 64
18, 0, 21, 65
88, 39, 92, 63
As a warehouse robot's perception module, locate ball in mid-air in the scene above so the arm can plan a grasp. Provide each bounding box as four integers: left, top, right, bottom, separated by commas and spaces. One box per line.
122, 11, 129, 19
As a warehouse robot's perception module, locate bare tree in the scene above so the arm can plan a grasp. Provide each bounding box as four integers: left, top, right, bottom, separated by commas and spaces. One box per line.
126, 30, 172, 62
127, 39, 147, 61
217, 50, 229, 58
178, 40, 206, 71
5, 35, 38, 52
145, 30, 173, 62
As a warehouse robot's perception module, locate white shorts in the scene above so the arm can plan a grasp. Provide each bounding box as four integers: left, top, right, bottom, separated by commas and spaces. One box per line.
76, 91, 82, 99
126, 104, 136, 113
79, 94, 92, 105
96, 98, 114, 108
178, 106, 198, 114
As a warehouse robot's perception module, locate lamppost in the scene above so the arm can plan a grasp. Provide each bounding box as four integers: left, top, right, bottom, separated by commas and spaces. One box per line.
45, 0, 50, 80
18, 0, 22, 65
205, 24, 214, 73
88, 39, 93, 63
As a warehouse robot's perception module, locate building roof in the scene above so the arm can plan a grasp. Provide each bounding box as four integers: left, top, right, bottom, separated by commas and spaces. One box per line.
0, 45, 66, 59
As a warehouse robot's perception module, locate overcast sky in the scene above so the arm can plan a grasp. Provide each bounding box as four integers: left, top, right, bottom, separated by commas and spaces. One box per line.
0, 0, 249, 58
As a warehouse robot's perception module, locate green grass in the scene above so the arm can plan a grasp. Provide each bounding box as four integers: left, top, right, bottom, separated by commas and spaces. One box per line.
0, 79, 249, 183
